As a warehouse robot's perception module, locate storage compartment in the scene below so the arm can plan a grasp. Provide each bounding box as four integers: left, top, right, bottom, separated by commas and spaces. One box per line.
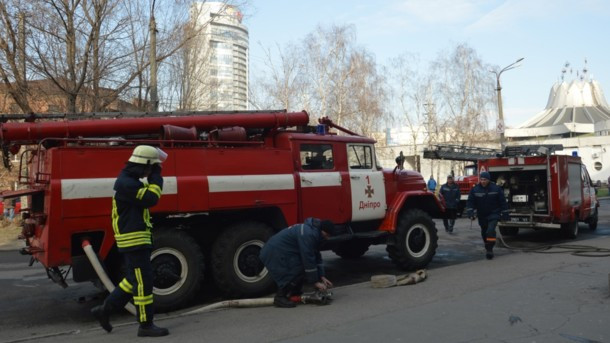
490, 169, 548, 214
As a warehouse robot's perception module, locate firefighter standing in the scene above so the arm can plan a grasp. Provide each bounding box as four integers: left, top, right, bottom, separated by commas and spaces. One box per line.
439, 175, 460, 233
259, 218, 339, 308
91, 145, 169, 337
466, 171, 509, 260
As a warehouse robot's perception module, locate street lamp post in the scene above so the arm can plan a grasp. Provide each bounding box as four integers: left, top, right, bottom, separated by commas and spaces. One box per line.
491, 57, 524, 150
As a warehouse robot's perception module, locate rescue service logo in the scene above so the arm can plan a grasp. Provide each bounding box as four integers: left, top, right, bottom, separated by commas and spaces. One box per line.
365, 185, 374, 198
360, 185, 380, 210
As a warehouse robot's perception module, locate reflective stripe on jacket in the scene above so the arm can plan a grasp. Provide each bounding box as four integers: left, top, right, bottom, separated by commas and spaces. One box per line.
112, 168, 163, 252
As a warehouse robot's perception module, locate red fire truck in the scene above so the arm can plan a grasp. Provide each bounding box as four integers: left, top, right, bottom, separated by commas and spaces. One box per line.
478, 145, 599, 238
423, 145, 500, 216
0, 111, 443, 311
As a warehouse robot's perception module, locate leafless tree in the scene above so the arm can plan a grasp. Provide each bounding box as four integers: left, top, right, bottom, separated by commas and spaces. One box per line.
253, 24, 389, 132
0, 1, 32, 113
0, 0, 247, 114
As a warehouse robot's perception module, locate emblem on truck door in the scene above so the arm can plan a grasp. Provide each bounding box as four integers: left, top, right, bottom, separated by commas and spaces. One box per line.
365, 185, 374, 198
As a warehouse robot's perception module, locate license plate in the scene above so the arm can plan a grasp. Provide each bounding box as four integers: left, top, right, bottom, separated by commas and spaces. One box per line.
512, 195, 528, 202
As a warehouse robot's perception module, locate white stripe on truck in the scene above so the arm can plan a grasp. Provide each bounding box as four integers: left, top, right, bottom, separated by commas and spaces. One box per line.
61, 177, 178, 200
207, 174, 295, 193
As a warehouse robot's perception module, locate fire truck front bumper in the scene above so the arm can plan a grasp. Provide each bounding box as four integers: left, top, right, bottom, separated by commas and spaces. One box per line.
499, 214, 561, 229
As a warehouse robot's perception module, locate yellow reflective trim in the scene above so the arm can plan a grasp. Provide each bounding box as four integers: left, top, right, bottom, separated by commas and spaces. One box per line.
111, 198, 120, 236
119, 279, 133, 294
135, 268, 146, 323
133, 295, 153, 305
143, 209, 152, 228
148, 184, 162, 198
136, 187, 147, 200
115, 231, 151, 239
115, 239, 152, 248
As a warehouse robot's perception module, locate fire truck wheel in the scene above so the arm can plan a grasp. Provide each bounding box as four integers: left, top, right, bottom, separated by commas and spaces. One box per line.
332, 241, 370, 259
499, 227, 519, 236
151, 230, 205, 312
561, 220, 579, 239
588, 208, 598, 231
387, 209, 438, 270
211, 221, 275, 298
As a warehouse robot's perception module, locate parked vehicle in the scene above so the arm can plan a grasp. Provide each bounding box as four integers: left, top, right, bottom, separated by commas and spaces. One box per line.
478, 145, 599, 238
0, 110, 444, 311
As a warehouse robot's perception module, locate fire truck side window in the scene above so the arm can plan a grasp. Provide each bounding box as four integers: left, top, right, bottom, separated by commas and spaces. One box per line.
300, 144, 334, 170
348, 145, 373, 169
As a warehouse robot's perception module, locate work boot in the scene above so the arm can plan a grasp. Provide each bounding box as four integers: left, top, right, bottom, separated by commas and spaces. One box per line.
273, 295, 296, 308
138, 323, 169, 337
486, 250, 494, 260
91, 302, 113, 333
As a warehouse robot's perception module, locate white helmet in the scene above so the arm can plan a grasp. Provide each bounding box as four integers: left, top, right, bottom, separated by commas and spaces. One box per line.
128, 145, 167, 165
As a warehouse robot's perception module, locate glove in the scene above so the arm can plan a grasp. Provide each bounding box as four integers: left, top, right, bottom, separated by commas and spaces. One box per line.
151, 163, 162, 174
501, 212, 510, 222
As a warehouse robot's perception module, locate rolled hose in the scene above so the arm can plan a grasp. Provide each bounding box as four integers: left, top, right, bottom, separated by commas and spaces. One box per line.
81, 240, 136, 315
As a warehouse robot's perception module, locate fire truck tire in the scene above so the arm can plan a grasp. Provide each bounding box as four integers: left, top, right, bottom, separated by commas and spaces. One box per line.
151, 230, 205, 312
561, 220, 579, 239
499, 227, 519, 236
386, 209, 438, 270
211, 221, 275, 298
332, 241, 370, 259
588, 208, 598, 231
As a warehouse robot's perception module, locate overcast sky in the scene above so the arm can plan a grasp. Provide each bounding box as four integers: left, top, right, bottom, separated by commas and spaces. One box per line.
244, 0, 609, 128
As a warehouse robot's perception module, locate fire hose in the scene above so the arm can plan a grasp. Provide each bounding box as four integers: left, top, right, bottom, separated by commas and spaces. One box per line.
81, 239, 332, 318
81, 239, 137, 315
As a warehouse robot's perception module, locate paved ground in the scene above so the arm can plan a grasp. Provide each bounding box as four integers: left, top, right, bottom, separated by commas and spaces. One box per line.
9, 235, 609, 343
1, 199, 608, 342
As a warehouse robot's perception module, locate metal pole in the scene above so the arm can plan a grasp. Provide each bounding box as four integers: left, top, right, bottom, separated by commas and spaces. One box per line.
496, 76, 505, 150
492, 58, 524, 152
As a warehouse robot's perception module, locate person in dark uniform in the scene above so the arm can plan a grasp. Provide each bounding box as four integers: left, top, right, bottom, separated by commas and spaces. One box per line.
259, 218, 339, 308
91, 145, 168, 337
466, 171, 509, 260
439, 175, 460, 233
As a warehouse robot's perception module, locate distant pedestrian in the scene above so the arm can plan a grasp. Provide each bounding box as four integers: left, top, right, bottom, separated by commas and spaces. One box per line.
3, 198, 15, 221
440, 175, 460, 233
427, 175, 437, 192
466, 171, 509, 260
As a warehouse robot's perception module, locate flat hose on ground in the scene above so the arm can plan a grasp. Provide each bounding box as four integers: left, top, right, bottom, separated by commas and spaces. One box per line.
467, 219, 610, 257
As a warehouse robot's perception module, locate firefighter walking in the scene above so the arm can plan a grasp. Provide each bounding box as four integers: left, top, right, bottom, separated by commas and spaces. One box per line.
466, 171, 509, 260
91, 145, 169, 337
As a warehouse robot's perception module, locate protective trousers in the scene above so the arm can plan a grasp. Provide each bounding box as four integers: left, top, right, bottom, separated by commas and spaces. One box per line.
478, 218, 498, 252
277, 274, 305, 297
443, 208, 457, 232
105, 248, 154, 324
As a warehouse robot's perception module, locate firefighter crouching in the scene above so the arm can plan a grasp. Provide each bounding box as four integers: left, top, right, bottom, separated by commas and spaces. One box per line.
91, 145, 169, 337
466, 171, 509, 260
259, 218, 340, 308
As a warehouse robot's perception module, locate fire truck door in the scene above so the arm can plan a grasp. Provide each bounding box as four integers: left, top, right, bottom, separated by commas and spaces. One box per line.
298, 143, 349, 223
347, 144, 386, 222
581, 165, 596, 218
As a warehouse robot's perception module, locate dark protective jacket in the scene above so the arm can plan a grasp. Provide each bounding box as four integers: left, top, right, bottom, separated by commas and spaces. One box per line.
112, 165, 163, 252
466, 182, 508, 220
258, 218, 325, 289
439, 183, 460, 209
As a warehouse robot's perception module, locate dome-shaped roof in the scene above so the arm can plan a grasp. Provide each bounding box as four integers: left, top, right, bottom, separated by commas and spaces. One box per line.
506, 77, 610, 138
